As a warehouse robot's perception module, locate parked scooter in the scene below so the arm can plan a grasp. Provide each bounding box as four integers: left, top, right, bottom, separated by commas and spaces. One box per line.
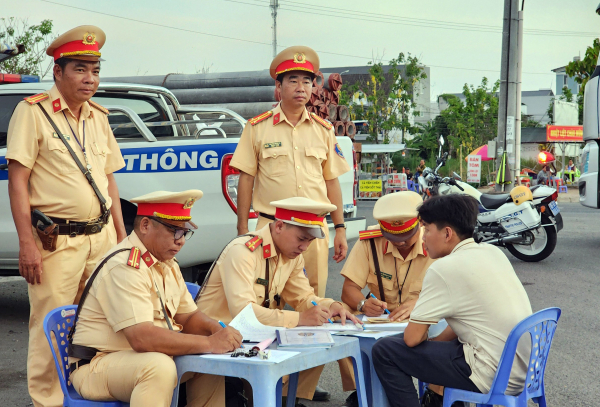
419, 142, 563, 262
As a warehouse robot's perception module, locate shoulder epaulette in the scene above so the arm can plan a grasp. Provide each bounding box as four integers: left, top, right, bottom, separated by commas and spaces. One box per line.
88, 99, 109, 115
359, 230, 383, 240
126, 247, 142, 269
310, 112, 333, 130
245, 235, 263, 252
23, 93, 49, 105
249, 110, 273, 126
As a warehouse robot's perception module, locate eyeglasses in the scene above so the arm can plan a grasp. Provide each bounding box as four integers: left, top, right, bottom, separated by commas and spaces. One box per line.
150, 217, 194, 241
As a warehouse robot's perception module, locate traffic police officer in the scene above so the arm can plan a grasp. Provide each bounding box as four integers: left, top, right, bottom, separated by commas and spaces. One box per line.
231, 46, 351, 303
69, 190, 242, 407
195, 197, 360, 405
6, 25, 126, 407
338, 191, 435, 407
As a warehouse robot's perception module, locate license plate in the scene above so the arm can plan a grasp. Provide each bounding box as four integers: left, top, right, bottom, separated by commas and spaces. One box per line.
549, 200, 560, 216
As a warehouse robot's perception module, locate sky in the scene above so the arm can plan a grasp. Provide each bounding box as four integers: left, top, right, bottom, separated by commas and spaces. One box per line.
4, 0, 600, 102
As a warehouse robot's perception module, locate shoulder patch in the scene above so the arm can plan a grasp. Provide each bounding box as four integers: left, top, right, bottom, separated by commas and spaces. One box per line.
88, 99, 109, 115
249, 110, 273, 126
359, 230, 383, 240
245, 235, 263, 252
23, 93, 49, 105
127, 247, 142, 269
310, 112, 333, 130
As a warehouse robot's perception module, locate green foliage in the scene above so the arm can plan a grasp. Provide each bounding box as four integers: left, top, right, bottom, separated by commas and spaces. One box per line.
340, 52, 427, 144
438, 77, 500, 154
521, 113, 543, 128
0, 18, 56, 77
565, 38, 600, 91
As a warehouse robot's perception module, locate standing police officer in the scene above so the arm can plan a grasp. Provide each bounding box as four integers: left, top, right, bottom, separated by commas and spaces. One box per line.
6, 25, 126, 407
232, 46, 351, 301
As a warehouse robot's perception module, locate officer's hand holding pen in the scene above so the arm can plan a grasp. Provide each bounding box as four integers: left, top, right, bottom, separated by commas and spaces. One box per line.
299, 302, 331, 326
363, 295, 389, 317
208, 321, 243, 353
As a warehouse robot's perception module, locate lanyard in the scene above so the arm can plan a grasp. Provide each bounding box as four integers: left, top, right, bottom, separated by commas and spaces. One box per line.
395, 258, 413, 304
62, 111, 92, 171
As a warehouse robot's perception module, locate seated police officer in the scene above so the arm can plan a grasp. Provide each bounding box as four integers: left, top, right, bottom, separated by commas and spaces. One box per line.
372, 195, 533, 407
338, 191, 435, 407
194, 197, 360, 406
69, 190, 242, 407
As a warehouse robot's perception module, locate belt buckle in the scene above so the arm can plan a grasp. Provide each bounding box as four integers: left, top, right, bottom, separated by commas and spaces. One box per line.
84, 222, 102, 235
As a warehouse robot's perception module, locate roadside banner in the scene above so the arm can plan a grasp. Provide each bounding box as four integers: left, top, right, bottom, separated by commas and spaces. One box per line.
359, 180, 382, 199
467, 155, 481, 184
546, 125, 583, 143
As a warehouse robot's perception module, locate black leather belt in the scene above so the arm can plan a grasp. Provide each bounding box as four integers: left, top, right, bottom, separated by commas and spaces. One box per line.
49, 216, 107, 237
69, 358, 90, 373
259, 213, 275, 221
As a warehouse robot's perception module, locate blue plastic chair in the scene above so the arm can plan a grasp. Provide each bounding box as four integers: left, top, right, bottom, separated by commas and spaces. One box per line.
422, 307, 561, 407
43, 305, 129, 406
185, 282, 200, 300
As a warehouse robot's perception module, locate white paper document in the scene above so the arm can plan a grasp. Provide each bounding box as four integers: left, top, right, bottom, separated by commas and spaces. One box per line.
287, 322, 362, 332
359, 314, 409, 331
229, 304, 278, 342
200, 349, 299, 364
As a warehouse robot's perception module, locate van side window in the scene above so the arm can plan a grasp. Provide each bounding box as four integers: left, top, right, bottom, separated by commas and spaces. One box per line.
91, 95, 173, 139
0, 95, 28, 148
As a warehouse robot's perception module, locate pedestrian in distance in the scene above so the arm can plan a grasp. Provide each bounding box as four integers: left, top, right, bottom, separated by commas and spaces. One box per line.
6, 25, 126, 407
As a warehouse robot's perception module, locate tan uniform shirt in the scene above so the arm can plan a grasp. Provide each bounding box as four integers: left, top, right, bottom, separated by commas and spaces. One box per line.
341, 226, 434, 311
71, 232, 197, 353
197, 224, 336, 327
230, 103, 350, 215
410, 238, 532, 394
6, 85, 125, 220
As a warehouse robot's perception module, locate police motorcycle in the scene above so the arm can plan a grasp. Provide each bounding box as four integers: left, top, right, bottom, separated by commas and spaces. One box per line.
419, 140, 563, 262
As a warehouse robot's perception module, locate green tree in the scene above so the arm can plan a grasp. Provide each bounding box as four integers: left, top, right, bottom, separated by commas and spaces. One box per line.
340, 52, 427, 144
439, 77, 500, 154
0, 18, 56, 78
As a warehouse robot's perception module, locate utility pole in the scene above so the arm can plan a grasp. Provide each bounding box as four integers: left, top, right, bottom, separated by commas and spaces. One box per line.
515, 1, 525, 184
270, 0, 279, 58
496, 0, 520, 191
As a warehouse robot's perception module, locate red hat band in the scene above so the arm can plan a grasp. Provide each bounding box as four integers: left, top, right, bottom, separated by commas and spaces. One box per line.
137, 203, 192, 221
53, 38, 100, 61
379, 217, 419, 235
275, 59, 315, 76
275, 208, 324, 227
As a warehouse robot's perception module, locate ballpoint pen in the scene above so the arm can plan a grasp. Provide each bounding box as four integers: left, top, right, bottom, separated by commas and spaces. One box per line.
218, 320, 227, 328
311, 300, 333, 323
369, 293, 391, 314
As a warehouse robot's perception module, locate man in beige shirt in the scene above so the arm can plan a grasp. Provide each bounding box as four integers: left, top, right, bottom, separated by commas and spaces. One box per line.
231, 46, 351, 307
196, 197, 360, 405
338, 191, 434, 406
372, 195, 532, 407
6, 25, 126, 407
70, 190, 242, 407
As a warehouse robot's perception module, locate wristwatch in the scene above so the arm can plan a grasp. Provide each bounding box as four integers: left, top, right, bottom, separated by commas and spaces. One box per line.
357, 299, 366, 312
334, 223, 347, 229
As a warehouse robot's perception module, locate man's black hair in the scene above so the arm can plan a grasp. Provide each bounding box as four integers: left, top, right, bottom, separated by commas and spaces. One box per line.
133, 215, 144, 231
53, 57, 101, 81
417, 194, 479, 240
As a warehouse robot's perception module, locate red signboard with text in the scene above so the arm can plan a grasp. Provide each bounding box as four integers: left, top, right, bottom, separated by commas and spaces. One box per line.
546, 125, 583, 142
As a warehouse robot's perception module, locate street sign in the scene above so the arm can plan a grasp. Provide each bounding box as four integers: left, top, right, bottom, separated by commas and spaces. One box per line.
467, 155, 482, 184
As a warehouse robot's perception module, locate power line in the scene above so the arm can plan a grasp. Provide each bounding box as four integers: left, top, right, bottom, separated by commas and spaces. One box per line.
225, 0, 600, 38
38, 0, 559, 77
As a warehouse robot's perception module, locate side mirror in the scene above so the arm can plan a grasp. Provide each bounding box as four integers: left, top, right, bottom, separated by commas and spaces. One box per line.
453, 171, 462, 181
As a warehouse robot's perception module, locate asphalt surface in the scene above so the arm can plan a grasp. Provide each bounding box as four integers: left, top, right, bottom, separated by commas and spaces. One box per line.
0, 200, 598, 406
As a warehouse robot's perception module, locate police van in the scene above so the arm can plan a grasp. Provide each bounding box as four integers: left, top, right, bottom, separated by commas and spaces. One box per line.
0, 79, 364, 279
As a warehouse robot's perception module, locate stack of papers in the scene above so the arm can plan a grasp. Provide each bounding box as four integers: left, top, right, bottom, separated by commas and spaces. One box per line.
360, 314, 409, 331
229, 304, 278, 342
276, 329, 335, 348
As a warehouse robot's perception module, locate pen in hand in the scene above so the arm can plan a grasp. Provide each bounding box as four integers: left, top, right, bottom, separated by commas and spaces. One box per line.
218, 320, 227, 328
369, 293, 390, 315
311, 300, 333, 324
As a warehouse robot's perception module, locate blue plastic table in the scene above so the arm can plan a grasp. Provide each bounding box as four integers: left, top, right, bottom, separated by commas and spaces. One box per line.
358, 319, 449, 407
169, 336, 368, 407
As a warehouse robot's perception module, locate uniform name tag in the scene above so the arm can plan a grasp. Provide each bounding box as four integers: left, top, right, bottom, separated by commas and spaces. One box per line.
264, 142, 282, 149
256, 278, 268, 286
379, 272, 393, 280
52, 132, 70, 140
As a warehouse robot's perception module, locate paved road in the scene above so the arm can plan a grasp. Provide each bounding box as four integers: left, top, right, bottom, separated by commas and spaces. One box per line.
1, 201, 598, 406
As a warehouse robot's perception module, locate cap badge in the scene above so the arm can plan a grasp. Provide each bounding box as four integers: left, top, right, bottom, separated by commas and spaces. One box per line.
183, 198, 196, 209
82, 32, 97, 45
391, 220, 405, 227
293, 52, 306, 64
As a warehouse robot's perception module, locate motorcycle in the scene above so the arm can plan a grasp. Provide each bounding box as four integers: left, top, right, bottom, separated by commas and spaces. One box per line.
419, 146, 563, 262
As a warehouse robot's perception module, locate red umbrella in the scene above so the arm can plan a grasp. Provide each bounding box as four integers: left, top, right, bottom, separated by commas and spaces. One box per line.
464, 144, 494, 161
